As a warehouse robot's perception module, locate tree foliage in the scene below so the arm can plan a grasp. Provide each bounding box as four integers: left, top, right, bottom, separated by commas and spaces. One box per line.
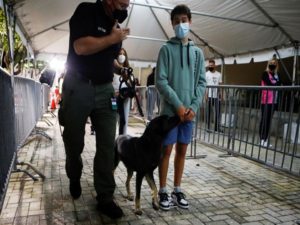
0, 8, 27, 74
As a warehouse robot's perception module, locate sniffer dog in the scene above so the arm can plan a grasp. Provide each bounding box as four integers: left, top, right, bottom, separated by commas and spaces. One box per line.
114, 115, 180, 215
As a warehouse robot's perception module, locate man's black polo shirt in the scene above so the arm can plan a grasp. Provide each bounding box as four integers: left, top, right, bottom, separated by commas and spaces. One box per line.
66, 1, 121, 84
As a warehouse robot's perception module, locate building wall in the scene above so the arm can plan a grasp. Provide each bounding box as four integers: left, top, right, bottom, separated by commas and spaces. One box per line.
222, 57, 296, 85
130, 56, 298, 86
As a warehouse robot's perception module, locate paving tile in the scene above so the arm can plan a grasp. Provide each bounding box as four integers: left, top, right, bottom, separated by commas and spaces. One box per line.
13, 216, 27, 225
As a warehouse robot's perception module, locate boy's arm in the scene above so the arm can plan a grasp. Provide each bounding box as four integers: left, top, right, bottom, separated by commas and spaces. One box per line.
155, 46, 184, 113
189, 50, 207, 113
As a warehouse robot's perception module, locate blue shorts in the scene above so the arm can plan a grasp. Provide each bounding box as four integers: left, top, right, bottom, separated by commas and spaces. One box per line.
163, 121, 194, 146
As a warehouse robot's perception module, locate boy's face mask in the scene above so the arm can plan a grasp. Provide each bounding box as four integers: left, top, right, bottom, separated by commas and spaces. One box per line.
174, 22, 190, 39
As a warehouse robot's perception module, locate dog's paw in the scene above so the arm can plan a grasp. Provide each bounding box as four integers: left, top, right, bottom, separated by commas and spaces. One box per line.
152, 201, 159, 210
134, 209, 143, 215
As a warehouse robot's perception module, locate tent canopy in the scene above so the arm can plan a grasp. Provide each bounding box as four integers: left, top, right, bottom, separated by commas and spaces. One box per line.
6, 0, 300, 65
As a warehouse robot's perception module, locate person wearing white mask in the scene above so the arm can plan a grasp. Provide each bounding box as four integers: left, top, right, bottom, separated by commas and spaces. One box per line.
155, 4, 206, 211
113, 48, 131, 135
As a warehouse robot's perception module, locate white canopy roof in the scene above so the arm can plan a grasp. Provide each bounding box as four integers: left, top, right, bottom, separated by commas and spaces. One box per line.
5, 0, 300, 65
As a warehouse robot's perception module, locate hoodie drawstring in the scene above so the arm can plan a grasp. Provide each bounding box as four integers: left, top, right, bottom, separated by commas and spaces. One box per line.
180, 42, 183, 68
187, 42, 190, 67
180, 42, 190, 68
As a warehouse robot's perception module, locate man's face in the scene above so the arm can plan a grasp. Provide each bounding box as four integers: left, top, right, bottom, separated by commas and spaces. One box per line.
172, 14, 191, 27
112, 0, 130, 11
106, 0, 129, 23
208, 62, 215, 68
208, 62, 216, 72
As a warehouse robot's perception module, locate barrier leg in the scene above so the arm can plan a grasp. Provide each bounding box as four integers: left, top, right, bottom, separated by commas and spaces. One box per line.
12, 159, 45, 181
17, 161, 46, 180
42, 117, 53, 126
13, 168, 38, 181
13, 127, 49, 181
32, 129, 52, 141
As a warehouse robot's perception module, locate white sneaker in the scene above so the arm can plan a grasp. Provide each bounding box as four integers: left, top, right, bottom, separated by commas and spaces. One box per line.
171, 191, 189, 209
261, 140, 272, 147
265, 140, 272, 147
260, 140, 267, 146
159, 193, 176, 210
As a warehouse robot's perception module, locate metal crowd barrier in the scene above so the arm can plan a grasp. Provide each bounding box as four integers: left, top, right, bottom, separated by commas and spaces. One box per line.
14, 77, 41, 149
133, 84, 300, 176
133, 86, 160, 122
0, 73, 51, 213
14, 78, 51, 149
193, 85, 300, 176
0, 69, 16, 213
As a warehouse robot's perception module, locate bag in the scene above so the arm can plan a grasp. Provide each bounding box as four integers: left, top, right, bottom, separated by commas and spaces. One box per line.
119, 87, 135, 99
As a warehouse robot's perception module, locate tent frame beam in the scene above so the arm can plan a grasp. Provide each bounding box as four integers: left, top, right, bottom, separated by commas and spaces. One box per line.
275, 48, 292, 83
292, 42, 299, 85
249, 0, 294, 42
146, 0, 169, 40
131, 2, 275, 28
30, 19, 69, 39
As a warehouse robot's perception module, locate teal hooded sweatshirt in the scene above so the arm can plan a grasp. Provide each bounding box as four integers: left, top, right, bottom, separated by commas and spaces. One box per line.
155, 37, 207, 118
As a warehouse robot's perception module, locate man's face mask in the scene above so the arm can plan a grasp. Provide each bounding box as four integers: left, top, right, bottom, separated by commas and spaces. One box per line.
113, 9, 128, 23
268, 64, 276, 71
112, 1, 128, 23
208, 67, 214, 72
174, 22, 190, 39
118, 54, 126, 64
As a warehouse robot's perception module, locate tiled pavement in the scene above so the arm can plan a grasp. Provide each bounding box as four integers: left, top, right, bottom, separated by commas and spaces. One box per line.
1, 112, 300, 225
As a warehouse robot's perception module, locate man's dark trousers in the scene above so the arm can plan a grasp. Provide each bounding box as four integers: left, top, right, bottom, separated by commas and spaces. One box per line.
61, 71, 117, 204
207, 97, 221, 131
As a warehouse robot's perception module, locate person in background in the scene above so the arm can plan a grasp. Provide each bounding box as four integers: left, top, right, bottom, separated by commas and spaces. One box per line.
59, 0, 130, 219
259, 56, 281, 147
146, 67, 158, 121
132, 77, 143, 114
113, 47, 131, 135
155, 4, 206, 211
205, 59, 223, 132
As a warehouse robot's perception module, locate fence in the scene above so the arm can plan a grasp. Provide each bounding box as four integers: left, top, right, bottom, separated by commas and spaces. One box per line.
14, 77, 50, 149
0, 69, 16, 213
0, 72, 50, 213
192, 85, 300, 176
133, 85, 300, 176
133, 85, 160, 121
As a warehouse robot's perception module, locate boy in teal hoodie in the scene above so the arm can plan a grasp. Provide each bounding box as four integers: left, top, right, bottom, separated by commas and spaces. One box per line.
155, 4, 206, 210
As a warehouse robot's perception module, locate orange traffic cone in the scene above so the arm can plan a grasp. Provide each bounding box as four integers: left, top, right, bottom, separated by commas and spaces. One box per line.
51, 97, 56, 110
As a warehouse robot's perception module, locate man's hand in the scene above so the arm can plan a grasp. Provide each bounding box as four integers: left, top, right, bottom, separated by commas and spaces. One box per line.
73, 22, 130, 55
177, 105, 186, 122
184, 108, 195, 121
110, 21, 130, 44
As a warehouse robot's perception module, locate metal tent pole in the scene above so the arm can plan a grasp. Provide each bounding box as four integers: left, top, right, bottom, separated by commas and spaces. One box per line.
292, 42, 299, 85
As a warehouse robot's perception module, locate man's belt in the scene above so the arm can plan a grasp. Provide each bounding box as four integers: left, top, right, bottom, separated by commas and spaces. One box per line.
72, 72, 105, 85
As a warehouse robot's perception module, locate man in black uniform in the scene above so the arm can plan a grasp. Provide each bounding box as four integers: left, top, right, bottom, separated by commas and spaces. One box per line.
60, 0, 130, 219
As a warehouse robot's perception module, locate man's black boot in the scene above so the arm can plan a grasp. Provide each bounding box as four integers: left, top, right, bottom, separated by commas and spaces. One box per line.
97, 200, 124, 219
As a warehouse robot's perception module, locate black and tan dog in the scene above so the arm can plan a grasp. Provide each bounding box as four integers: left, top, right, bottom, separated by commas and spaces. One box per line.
114, 115, 180, 215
